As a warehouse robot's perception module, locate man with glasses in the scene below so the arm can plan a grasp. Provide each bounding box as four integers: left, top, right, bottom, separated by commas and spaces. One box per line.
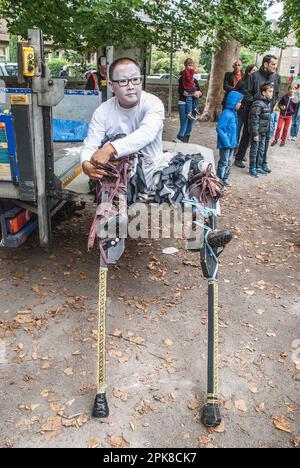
81, 57, 165, 188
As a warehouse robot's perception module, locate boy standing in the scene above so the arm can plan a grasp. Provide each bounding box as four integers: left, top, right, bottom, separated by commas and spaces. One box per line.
271, 85, 297, 147
248, 83, 274, 177
216, 90, 243, 186
180, 58, 200, 120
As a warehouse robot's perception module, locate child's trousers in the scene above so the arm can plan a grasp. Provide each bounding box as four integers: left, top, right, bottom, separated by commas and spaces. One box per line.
217, 148, 235, 183
275, 115, 292, 142
249, 134, 267, 170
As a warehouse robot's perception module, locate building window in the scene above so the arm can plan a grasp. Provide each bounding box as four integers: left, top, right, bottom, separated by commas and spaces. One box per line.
292, 47, 299, 58
0, 47, 6, 62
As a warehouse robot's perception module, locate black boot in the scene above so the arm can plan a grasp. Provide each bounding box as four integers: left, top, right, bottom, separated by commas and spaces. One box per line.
234, 160, 246, 169
207, 229, 233, 249
177, 135, 184, 142
184, 135, 190, 143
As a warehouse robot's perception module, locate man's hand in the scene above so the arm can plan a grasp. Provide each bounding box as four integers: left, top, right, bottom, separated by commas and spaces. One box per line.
82, 161, 107, 180
253, 135, 259, 142
90, 143, 116, 168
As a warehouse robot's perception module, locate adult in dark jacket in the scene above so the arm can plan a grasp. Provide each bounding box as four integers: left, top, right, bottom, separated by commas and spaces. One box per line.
235, 64, 258, 141
248, 83, 273, 177
177, 76, 202, 142
222, 59, 243, 108
235, 54, 280, 173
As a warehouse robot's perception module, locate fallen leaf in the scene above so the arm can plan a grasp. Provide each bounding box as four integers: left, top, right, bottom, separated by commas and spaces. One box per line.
113, 388, 128, 402
245, 290, 255, 296
249, 386, 259, 394
118, 356, 128, 364
256, 402, 265, 413
64, 368, 74, 376
273, 415, 292, 433
266, 331, 276, 337
112, 329, 123, 338
199, 435, 211, 447
109, 435, 129, 448
88, 439, 99, 448
30, 404, 40, 411
187, 400, 199, 411
235, 400, 248, 412
14, 314, 34, 324
80, 273, 87, 281
76, 415, 89, 427
291, 436, 300, 448
164, 339, 173, 348
129, 336, 145, 345
256, 309, 264, 316
213, 421, 226, 433
129, 421, 136, 432
38, 416, 62, 433
41, 362, 51, 370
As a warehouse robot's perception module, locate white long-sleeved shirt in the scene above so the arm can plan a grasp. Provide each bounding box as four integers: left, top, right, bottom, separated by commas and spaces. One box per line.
80, 91, 165, 186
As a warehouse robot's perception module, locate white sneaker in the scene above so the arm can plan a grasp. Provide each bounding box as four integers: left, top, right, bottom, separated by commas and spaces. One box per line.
292, 136, 296, 141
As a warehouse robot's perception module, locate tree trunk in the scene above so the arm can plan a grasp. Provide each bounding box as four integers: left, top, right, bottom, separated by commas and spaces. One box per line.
201, 34, 241, 122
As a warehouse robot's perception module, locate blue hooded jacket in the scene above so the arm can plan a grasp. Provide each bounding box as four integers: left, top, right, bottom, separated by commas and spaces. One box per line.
217, 91, 243, 149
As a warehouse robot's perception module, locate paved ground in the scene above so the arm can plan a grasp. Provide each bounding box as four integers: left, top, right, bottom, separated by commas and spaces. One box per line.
0, 116, 299, 448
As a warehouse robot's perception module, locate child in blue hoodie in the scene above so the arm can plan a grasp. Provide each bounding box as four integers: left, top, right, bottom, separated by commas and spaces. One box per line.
216, 90, 243, 186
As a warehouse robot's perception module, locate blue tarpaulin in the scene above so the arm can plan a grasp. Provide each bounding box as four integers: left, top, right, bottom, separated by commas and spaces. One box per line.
52, 118, 89, 142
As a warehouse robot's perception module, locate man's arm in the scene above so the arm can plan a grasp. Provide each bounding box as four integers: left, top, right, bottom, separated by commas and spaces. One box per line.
243, 73, 255, 105
223, 72, 234, 93
80, 105, 113, 179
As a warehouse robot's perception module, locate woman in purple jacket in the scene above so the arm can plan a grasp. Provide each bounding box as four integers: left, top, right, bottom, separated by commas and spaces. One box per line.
271, 85, 297, 147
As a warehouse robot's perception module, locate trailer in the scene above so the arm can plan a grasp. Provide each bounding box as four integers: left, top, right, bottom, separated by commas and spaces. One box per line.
0, 29, 112, 248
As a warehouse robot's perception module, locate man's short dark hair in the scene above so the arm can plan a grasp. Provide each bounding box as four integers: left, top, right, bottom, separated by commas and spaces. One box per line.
260, 82, 273, 94
262, 54, 277, 67
109, 57, 141, 81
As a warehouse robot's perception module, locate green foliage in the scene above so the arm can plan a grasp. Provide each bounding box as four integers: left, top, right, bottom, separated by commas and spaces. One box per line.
199, 45, 213, 73
150, 50, 171, 74
240, 48, 255, 69
150, 49, 201, 75
197, 0, 285, 53
9, 34, 18, 62
281, 0, 300, 46
0, 0, 286, 54
47, 58, 67, 77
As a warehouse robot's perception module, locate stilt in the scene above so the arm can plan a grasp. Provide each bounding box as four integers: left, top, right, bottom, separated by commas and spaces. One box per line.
202, 278, 222, 427
92, 266, 109, 418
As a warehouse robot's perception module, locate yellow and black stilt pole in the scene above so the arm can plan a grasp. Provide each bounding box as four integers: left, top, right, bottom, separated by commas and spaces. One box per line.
202, 276, 222, 427
92, 265, 109, 418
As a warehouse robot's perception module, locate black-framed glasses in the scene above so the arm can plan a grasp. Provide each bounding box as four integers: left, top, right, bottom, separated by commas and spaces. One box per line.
111, 77, 142, 87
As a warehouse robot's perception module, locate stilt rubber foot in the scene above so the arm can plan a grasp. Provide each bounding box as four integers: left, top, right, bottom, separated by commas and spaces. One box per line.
92, 393, 109, 419
202, 403, 222, 428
